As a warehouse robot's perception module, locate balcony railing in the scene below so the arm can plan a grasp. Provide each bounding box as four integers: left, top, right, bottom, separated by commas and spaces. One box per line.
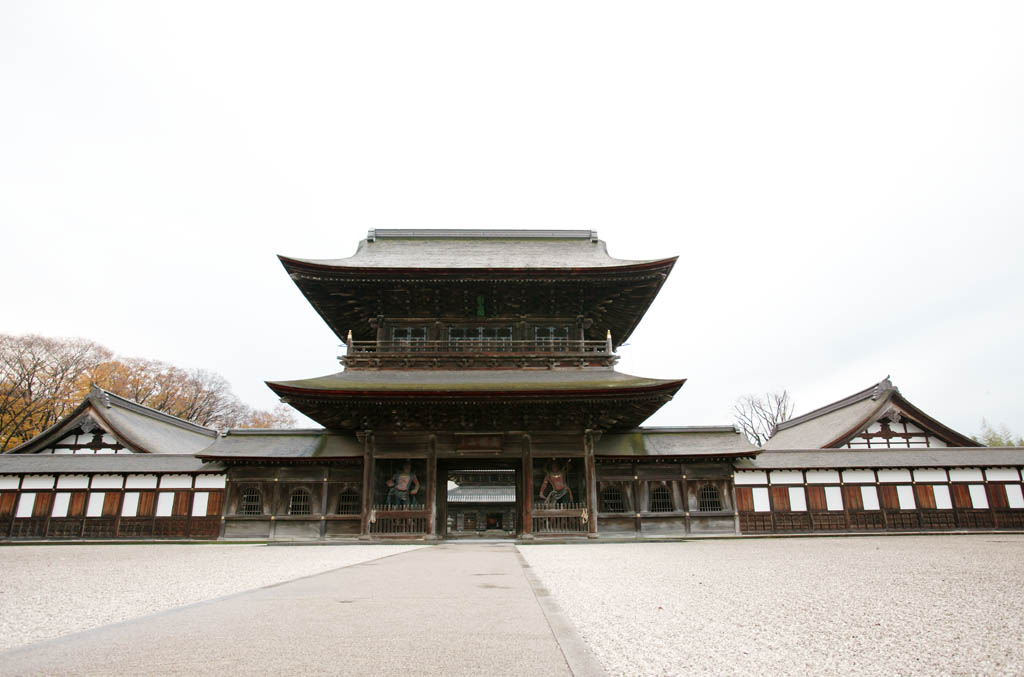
346, 338, 613, 356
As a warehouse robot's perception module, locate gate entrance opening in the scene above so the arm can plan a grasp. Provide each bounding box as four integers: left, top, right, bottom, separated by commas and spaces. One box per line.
440, 460, 519, 538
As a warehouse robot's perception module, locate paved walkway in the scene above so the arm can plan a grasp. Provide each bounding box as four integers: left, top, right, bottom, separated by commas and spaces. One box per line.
0, 543, 598, 676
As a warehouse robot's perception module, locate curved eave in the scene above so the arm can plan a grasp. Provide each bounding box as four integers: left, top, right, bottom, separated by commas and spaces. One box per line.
277, 255, 678, 277
266, 379, 685, 401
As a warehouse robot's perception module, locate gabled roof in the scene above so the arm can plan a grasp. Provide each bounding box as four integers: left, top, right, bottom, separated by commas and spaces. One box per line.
765, 378, 981, 450
6, 386, 219, 455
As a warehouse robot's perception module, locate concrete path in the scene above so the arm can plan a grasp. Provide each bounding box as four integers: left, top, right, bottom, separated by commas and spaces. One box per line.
0, 543, 597, 676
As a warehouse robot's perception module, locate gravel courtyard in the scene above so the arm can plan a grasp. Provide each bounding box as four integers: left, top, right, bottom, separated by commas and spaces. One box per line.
519, 535, 1024, 676
0, 544, 420, 652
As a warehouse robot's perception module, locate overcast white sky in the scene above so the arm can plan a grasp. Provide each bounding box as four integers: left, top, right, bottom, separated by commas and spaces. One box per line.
2, 2, 1022, 438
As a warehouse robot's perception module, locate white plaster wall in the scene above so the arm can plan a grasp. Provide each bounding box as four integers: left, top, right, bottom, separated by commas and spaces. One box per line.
948, 468, 983, 482
968, 485, 989, 509
986, 468, 1020, 481
805, 470, 840, 484
192, 492, 209, 516
734, 471, 766, 486
788, 487, 807, 512
121, 492, 140, 517
1005, 485, 1024, 509
91, 475, 123, 489
933, 485, 953, 510
928, 438, 947, 448
194, 475, 227, 489
159, 474, 191, 489
752, 487, 770, 512
770, 470, 802, 485
125, 474, 158, 489
86, 492, 105, 517
51, 492, 71, 517
57, 475, 89, 489
842, 469, 875, 484
155, 493, 173, 517
0, 476, 20, 490
21, 475, 55, 490
101, 434, 117, 445
914, 469, 947, 483
860, 485, 880, 511
824, 486, 843, 511
897, 485, 916, 509
16, 493, 35, 518
877, 469, 912, 483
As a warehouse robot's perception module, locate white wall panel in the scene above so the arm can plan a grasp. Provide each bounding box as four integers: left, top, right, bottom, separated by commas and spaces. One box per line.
192, 492, 209, 516
824, 486, 843, 511
1005, 485, 1024, 509
16, 493, 36, 518
897, 485, 916, 509
986, 468, 1020, 482
929, 438, 947, 448
914, 469, 947, 483
0, 476, 20, 490
155, 492, 173, 517
752, 487, 770, 512
734, 471, 767, 486
121, 492, 140, 517
91, 475, 123, 489
877, 469, 912, 483
948, 468, 983, 482
86, 492, 105, 517
57, 475, 89, 489
125, 474, 158, 489
51, 492, 71, 517
21, 475, 55, 490
860, 485, 880, 511
805, 470, 840, 484
770, 470, 803, 485
842, 470, 875, 484
788, 486, 807, 512
968, 484, 989, 509
101, 434, 117, 445
194, 475, 227, 489
933, 485, 953, 510
159, 474, 192, 489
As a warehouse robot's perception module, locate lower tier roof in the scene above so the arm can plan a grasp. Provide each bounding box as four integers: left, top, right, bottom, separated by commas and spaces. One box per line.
266, 368, 685, 432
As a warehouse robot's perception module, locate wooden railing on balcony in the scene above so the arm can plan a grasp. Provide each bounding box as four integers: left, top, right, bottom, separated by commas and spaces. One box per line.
346, 338, 613, 355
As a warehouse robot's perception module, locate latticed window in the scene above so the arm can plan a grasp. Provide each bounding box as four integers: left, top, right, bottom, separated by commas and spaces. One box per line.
337, 489, 360, 515
650, 486, 673, 512
239, 488, 262, 516
698, 484, 723, 512
288, 489, 312, 516
600, 486, 626, 513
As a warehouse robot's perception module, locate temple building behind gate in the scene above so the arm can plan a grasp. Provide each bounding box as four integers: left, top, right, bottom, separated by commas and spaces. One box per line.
2, 230, 1022, 541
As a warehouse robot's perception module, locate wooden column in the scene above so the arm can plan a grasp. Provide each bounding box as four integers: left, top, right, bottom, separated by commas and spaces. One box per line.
320, 467, 329, 539
426, 436, 437, 538
521, 434, 533, 538
584, 430, 598, 537
359, 431, 374, 538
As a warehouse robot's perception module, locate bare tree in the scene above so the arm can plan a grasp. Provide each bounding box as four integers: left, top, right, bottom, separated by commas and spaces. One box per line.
733, 390, 795, 446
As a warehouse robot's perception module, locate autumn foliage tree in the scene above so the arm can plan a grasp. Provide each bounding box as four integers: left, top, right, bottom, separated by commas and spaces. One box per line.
1, 334, 295, 452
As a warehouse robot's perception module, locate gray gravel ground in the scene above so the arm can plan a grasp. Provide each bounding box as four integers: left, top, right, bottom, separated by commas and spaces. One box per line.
518, 535, 1024, 676
0, 543, 420, 652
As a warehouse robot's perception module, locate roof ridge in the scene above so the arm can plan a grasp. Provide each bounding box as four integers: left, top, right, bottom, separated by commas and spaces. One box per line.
88, 386, 218, 437
775, 377, 895, 431
368, 229, 599, 241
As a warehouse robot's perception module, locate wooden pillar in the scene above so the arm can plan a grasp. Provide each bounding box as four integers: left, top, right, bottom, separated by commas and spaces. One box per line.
359, 431, 374, 538
320, 467, 329, 539
584, 430, 598, 537
521, 434, 533, 538
426, 436, 437, 538
219, 476, 231, 539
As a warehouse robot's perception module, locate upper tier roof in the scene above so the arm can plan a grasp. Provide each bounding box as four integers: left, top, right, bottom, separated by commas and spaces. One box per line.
284, 229, 666, 269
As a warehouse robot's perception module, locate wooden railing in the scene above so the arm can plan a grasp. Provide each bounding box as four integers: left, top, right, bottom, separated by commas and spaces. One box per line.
346, 338, 612, 355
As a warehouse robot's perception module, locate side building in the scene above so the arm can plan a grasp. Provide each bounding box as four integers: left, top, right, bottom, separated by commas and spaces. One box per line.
1, 230, 1022, 540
